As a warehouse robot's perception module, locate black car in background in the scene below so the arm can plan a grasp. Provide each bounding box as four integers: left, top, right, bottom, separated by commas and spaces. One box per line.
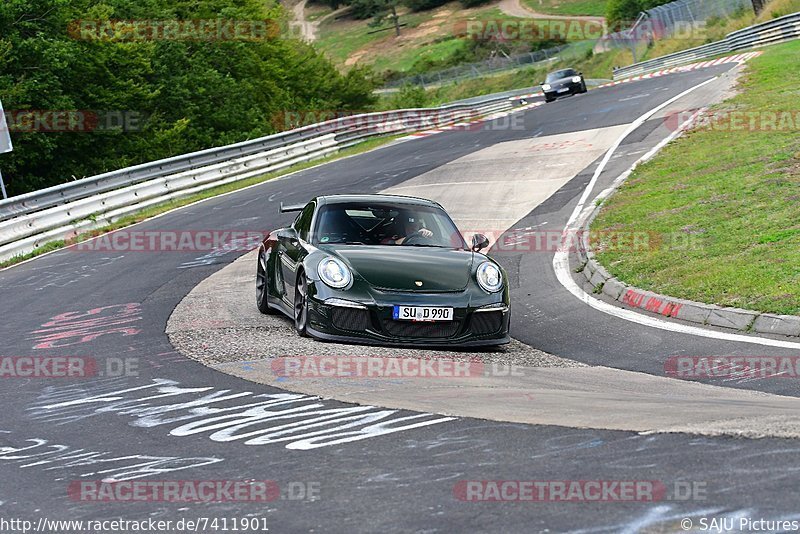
541, 68, 587, 103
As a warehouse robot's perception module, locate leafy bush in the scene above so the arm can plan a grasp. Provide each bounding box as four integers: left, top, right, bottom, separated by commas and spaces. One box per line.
404, 0, 450, 11
606, 0, 680, 26
460, 0, 494, 7
388, 84, 430, 108
605, 0, 644, 26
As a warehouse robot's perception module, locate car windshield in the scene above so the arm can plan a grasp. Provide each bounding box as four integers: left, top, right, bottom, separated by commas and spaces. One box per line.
546, 69, 576, 82
312, 202, 467, 248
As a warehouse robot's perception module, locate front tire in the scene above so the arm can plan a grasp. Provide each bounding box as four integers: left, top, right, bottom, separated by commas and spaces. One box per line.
256, 249, 278, 315
294, 273, 309, 337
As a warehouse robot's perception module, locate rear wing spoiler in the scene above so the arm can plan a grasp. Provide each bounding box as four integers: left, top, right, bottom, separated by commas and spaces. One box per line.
280, 202, 305, 213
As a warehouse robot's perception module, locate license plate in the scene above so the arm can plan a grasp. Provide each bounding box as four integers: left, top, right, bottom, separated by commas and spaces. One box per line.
557, 87, 570, 93
393, 306, 453, 322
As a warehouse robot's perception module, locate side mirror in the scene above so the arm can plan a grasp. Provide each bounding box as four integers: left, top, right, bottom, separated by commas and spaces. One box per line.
471, 233, 490, 252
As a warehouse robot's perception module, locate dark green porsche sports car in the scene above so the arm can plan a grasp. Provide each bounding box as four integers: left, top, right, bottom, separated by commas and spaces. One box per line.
256, 194, 510, 346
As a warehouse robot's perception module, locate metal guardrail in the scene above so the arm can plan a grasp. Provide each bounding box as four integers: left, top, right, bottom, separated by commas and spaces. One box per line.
612, 11, 800, 79
0, 94, 517, 263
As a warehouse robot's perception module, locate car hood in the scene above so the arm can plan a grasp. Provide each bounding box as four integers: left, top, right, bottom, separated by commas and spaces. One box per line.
545, 76, 574, 86
322, 245, 474, 292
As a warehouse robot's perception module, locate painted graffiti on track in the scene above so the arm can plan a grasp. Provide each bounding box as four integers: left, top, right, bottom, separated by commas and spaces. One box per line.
0, 430, 222, 482
28, 303, 143, 350
29, 378, 457, 450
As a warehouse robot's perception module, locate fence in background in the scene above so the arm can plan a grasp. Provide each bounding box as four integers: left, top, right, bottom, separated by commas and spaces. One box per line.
382, 42, 581, 89
598, 0, 754, 61
612, 10, 800, 78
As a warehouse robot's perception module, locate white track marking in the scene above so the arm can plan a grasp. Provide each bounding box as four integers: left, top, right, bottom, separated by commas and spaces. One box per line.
565, 77, 716, 227
553, 77, 800, 350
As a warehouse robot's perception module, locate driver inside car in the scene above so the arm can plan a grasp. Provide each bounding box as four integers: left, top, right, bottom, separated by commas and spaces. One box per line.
390, 215, 433, 244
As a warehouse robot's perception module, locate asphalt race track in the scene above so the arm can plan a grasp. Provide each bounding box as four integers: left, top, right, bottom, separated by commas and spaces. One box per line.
3, 61, 800, 532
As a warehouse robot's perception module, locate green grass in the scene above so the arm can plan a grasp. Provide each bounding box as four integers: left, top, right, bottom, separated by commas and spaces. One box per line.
0, 136, 398, 270
371, 35, 465, 74
522, 0, 607, 17
591, 40, 800, 315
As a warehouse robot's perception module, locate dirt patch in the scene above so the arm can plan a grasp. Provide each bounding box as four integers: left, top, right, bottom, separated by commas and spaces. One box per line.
343, 5, 457, 67
404, 8, 454, 40
345, 48, 369, 66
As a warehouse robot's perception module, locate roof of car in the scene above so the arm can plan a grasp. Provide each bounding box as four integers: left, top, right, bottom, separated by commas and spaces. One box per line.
315, 194, 442, 208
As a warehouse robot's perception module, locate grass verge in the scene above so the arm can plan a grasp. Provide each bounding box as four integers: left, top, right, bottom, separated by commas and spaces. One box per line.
590, 40, 800, 315
522, 0, 607, 17
0, 136, 398, 270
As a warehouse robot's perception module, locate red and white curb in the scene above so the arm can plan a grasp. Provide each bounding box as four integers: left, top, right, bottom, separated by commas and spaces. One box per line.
400, 100, 545, 140
600, 51, 763, 88
508, 91, 544, 102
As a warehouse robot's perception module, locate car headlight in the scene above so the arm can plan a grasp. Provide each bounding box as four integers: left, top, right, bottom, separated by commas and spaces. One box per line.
476, 261, 503, 293
572, 76, 582, 83
317, 257, 351, 289
542, 83, 551, 91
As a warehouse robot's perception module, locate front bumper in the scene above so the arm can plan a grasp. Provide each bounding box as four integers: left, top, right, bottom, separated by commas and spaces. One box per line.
544, 81, 583, 99
306, 284, 511, 347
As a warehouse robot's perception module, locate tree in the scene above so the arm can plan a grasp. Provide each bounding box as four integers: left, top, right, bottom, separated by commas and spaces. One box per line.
349, 0, 401, 35
606, 0, 644, 27
0, 0, 377, 196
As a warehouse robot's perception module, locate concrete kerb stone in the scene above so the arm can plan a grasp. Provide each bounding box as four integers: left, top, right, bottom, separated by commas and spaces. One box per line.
575, 239, 587, 265
705, 307, 760, 331
752, 313, 800, 337
669, 298, 716, 325
592, 262, 613, 282
601, 276, 627, 300
582, 259, 596, 282
588, 262, 610, 288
